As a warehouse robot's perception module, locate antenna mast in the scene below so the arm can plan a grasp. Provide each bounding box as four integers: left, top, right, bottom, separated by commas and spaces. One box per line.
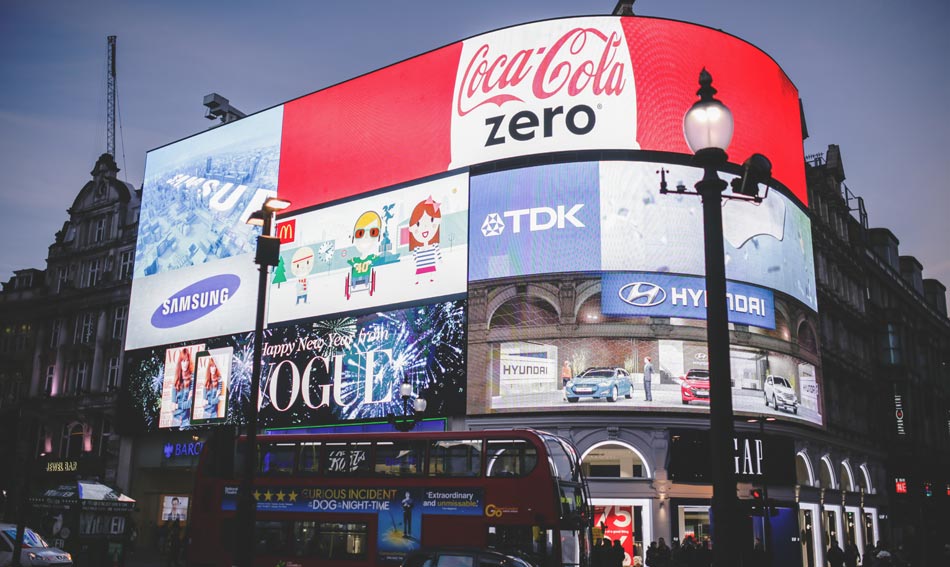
107, 35, 116, 158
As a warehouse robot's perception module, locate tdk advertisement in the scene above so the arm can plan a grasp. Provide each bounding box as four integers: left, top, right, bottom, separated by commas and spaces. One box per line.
469, 161, 601, 280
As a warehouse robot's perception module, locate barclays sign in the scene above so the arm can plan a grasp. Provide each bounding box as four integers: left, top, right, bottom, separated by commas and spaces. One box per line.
602, 272, 776, 329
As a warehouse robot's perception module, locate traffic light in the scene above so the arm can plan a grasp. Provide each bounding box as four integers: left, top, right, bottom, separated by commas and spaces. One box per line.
750, 488, 764, 501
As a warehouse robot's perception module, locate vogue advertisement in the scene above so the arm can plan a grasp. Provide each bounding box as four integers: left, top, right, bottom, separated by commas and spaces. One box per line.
257, 299, 467, 429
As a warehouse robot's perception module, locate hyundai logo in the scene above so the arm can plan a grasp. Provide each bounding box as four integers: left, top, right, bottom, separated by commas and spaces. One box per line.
617, 282, 667, 307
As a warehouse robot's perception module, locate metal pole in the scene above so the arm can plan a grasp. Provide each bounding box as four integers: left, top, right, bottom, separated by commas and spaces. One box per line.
234, 209, 272, 567
760, 419, 773, 566
695, 156, 740, 567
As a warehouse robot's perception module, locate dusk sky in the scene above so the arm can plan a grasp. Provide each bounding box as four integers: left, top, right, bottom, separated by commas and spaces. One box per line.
2, 0, 948, 301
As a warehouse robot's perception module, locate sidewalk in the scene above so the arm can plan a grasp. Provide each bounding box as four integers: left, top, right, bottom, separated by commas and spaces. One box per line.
124, 550, 171, 567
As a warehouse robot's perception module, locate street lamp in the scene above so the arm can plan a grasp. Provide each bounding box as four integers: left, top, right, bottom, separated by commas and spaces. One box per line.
389, 375, 427, 432
659, 69, 772, 567
234, 196, 291, 567
748, 415, 777, 566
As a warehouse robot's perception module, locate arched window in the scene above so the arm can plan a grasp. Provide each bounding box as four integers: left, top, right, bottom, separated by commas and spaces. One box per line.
819, 455, 837, 489
796, 451, 816, 487
859, 464, 874, 494
580, 441, 650, 479
490, 296, 559, 328
798, 321, 818, 354
839, 460, 855, 492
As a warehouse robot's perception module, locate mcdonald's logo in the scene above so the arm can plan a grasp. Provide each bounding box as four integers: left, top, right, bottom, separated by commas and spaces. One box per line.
276, 220, 296, 244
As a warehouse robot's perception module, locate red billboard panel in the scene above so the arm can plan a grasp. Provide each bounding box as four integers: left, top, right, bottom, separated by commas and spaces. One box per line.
277, 16, 806, 211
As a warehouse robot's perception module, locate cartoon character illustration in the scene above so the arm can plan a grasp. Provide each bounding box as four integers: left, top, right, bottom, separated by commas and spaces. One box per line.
345, 211, 381, 299
203, 356, 223, 419
172, 348, 194, 426
408, 196, 443, 285
291, 247, 315, 304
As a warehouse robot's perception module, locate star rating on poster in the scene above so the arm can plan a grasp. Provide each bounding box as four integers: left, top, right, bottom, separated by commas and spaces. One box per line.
251, 488, 299, 503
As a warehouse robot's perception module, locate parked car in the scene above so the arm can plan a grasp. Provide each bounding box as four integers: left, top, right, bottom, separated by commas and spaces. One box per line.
564, 367, 633, 403
764, 374, 799, 414
0, 524, 72, 567
401, 546, 536, 567
679, 369, 711, 405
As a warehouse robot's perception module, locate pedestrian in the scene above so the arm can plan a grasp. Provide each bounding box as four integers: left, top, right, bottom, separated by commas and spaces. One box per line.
826, 538, 844, 567
592, 537, 606, 567
843, 540, 859, 567
612, 539, 625, 567
656, 537, 671, 567
167, 519, 181, 567
562, 361, 572, 389
642, 357, 654, 401
646, 541, 658, 567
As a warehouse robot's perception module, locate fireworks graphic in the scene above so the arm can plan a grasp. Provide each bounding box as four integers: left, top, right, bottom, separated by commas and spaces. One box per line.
257, 300, 466, 428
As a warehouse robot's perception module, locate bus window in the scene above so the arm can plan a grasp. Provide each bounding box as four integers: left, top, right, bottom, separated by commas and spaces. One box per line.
297, 442, 321, 475
323, 442, 373, 476
543, 437, 579, 482
429, 439, 482, 477
291, 520, 368, 559
374, 440, 425, 476
259, 443, 295, 476
486, 439, 538, 477
254, 520, 289, 555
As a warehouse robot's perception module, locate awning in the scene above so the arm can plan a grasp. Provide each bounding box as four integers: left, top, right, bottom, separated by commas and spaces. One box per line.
30, 481, 135, 512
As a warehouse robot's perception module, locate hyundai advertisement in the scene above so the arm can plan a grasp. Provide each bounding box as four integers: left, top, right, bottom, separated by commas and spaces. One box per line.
472, 335, 822, 426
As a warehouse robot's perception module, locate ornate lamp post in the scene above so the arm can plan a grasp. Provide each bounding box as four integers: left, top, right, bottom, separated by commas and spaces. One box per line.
234, 196, 291, 567
660, 69, 772, 566
389, 376, 427, 432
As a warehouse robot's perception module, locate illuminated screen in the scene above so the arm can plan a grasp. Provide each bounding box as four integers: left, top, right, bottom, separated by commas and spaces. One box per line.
277, 16, 806, 210
470, 161, 817, 312
269, 172, 469, 324
160, 494, 189, 523
257, 299, 467, 430
127, 107, 284, 351
471, 334, 821, 426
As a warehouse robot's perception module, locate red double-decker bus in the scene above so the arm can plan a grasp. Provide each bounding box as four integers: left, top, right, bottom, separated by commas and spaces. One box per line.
187, 428, 592, 567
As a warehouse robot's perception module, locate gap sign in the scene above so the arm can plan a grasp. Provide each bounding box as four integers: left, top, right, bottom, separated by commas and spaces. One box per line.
602, 272, 775, 329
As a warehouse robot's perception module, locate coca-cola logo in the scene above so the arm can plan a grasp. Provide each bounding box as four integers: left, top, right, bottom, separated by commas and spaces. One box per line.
457, 27, 627, 117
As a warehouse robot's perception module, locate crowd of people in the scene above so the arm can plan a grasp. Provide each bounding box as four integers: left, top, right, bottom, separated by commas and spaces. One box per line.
591, 536, 714, 567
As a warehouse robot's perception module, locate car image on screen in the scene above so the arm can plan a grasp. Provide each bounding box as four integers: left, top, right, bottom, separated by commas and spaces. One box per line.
564, 367, 633, 403
764, 374, 799, 414
679, 369, 711, 405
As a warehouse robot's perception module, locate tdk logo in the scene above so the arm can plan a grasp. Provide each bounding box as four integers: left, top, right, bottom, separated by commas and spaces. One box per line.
480, 204, 585, 237
618, 282, 667, 307
151, 274, 240, 329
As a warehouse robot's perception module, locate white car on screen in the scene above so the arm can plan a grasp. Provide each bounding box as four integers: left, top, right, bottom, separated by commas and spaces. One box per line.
763, 375, 799, 414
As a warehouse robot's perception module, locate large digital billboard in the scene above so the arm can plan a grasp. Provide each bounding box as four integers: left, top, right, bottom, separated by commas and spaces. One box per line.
277, 16, 806, 210
257, 299, 467, 429
469, 161, 817, 312
124, 299, 467, 431
471, 334, 822, 426
268, 172, 469, 324
127, 107, 284, 350
126, 15, 816, 433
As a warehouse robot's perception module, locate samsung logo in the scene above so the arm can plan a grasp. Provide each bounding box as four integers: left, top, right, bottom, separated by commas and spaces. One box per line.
151, 274, 240, 328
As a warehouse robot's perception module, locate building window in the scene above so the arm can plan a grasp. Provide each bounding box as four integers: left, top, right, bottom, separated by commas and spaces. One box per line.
49, 319, 62, 349
107, 357, 120, 389
85, 258, 102, 287
581, 442, 649, 479
99, 419, 114, 457
45, 366, 55, 395
118, 250, 134, 280
75, 361, 88, 392
62, 423, 85, 459
882, 323, 902, 365
57, 266, 70, 292
112, 306, 127, 340
74, 312, 95, 344
94, 217, 107, 243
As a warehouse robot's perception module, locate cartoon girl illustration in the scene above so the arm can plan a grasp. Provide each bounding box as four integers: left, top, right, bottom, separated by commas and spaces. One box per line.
203, 356, 223, 419
407, 196, 442, 285
173, 348, 194, 426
